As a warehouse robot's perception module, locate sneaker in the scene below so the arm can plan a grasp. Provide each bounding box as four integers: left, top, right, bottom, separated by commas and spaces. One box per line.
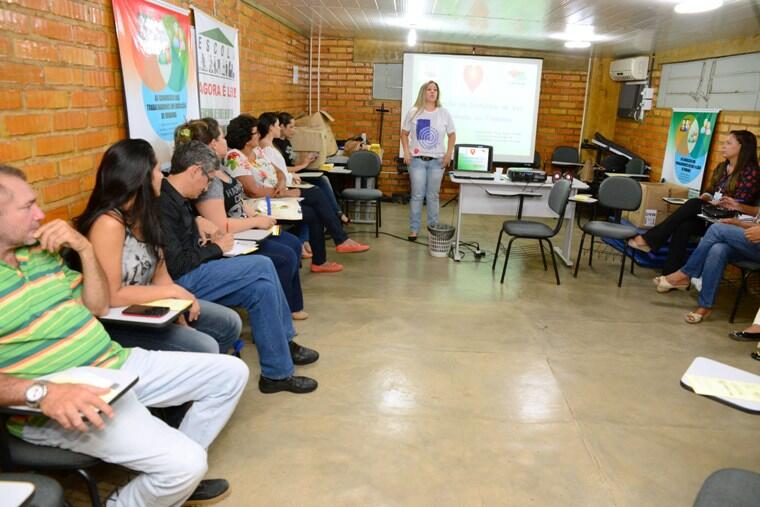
311, 261, 343, 273
258, 375, 318, 394
182, 479, 230, 506
336, 242, 370, 253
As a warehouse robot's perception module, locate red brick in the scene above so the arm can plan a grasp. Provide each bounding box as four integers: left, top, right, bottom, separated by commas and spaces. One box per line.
42, 179, 80, 203
32, 17, 72, 42
59, 154, 93, 175
22, 162, 57, 183
4, 114, 51, 136
76, 130, 109, 150
88, 110, 119, 128
80, 173, 96, 192
54, 111, 88, 131
26, 90, 69, 109
0, 89, 22, 110
41, 205, 71, 223
0, 139, 33, 162
13, 40, 57, 62
58, 45, 97, 66
71, 90, 103, 108
44, 66, 83, 85
73, 26, 108, 48
35, 134, 75, 156
0, 62, 44, 84
0, 9, 30, 35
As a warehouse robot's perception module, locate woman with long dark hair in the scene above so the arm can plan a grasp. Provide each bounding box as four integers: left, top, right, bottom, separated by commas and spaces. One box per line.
75, 139, 242, 353
629, 130, 760, 274
226, 113, 369, 273
175, 118, 308, 319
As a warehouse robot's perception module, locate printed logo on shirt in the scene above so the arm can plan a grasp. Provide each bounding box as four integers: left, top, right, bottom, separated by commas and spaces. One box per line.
416, 118, 439, 150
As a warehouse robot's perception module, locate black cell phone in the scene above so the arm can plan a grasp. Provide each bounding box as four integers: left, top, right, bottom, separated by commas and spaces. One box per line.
122, 305, 170, 317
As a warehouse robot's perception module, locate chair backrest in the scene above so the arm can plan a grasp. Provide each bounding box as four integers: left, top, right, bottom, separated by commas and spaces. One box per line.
598, 176, 642, 211
548, 179, 572, 233
346, 150, 381, 178
625, 158, 645, 175
601, 154, 628, 173
532, 150, 542, 169
551, 146, 579, 164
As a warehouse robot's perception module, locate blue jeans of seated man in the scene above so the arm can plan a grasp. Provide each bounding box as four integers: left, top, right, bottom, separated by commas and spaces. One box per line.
106, 300, 241, 354
681, 223, 760, 308
21, 348, 249, 507
409, 157, 444, 233
176, 255, 296, 379
257, 231, 304, 312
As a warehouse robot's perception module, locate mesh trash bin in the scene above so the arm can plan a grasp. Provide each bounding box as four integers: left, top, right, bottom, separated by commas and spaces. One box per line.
427, 224, 455, 258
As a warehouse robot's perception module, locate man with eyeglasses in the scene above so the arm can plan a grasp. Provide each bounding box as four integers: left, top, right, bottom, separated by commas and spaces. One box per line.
159, 140, 319, 394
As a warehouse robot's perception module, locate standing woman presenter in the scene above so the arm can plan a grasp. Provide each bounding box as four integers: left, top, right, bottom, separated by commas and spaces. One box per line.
400, 81, 456, 241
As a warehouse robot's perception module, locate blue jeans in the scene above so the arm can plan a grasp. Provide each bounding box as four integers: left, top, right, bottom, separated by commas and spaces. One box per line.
176, 255, 296, 379
681, 223, 760, 308
256, 231, 304, 312
312, 175, 341, 215
106, 300, 242, 354
409, 157, 444, 233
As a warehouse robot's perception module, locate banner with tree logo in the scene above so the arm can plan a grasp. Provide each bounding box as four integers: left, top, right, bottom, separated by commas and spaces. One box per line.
661, 108, 720, 197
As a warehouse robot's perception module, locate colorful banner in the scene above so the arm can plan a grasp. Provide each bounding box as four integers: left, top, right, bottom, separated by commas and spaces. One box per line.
661, 108, 720, 197
113, 0, 199, 164
193, 9, 240, 127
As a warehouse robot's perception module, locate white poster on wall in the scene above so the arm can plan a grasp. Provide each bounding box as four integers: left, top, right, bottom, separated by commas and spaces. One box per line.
193, 9, 240, 127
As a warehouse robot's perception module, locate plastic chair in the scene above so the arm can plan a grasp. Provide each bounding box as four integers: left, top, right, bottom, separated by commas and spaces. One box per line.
573, 177, 642, 287
340, 151, 383, 237
1, 473, 65, 507
625, 158, 646, 175
491, 179, 572, 285
0, 409, 102, 506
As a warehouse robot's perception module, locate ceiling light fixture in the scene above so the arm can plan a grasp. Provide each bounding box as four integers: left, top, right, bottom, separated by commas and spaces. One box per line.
565, 41, 591, 49
407, 28, 417, 47
674, 0, 723, 14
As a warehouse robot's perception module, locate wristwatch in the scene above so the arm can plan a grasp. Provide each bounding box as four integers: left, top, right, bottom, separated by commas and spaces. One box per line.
24, 381, 48, 409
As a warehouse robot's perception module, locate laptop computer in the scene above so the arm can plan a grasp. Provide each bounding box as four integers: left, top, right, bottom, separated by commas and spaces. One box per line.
450, 144, 495, 180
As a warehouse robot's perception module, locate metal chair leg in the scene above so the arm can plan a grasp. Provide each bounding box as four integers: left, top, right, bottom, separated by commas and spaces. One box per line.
500, 237, 517, 283
729, 270, 749, 323
375, 199, 380, 237
546, 239, 560, 285
574, 232, 586, 278
588, 235, 595, 267
538, 240, 547, 271
76, 468, 102, 507
377, 198, 382, 227
492, 229, 504, 270
618, 244, 627, 287
630, 249, 635, 274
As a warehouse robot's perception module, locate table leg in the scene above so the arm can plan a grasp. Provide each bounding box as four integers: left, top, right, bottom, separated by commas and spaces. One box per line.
554, 192, 577, 267
453, 190, 464, 261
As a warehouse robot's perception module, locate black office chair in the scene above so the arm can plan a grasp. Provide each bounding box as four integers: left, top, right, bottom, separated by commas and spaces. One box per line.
625, 158, 646, 175
573, 177, 642, 287
340, 150, 383, 237
0, 409, 103, 506
531, 150, 542, 169
548, 146, 581, 175
1, 473, 66, 507
729, 260, 760, 323
492, 179, 572, 285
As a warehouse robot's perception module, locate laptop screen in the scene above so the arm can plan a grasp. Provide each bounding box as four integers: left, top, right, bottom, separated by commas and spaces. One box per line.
453, 144, 493, 173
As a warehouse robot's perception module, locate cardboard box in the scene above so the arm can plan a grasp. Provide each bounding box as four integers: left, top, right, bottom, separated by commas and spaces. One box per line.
293, 111, 339, 168
623, 181, 689, 228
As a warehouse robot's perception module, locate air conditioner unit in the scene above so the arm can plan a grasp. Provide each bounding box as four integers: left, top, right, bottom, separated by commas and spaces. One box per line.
609, 56, 649, 81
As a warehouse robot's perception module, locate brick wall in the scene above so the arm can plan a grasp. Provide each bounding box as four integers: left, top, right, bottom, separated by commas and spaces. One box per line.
0, 0, 308, 221
614, 68, 760, 185
310, 37, 588, 198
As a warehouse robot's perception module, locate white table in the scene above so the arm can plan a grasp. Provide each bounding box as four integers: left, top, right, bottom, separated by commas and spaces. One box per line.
450, 175, 589, 265
681, 356, 760, 414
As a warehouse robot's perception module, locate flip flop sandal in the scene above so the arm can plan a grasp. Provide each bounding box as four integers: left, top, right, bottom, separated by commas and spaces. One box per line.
685, 311, 708, 324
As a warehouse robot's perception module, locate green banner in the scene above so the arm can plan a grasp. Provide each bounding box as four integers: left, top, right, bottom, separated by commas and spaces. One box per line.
661, 108, 720, 197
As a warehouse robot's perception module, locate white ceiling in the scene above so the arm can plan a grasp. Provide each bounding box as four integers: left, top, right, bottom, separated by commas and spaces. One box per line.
247, 0, 760, 57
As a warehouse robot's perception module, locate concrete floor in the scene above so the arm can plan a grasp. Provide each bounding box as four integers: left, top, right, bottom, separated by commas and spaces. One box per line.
68, 202, 760, 506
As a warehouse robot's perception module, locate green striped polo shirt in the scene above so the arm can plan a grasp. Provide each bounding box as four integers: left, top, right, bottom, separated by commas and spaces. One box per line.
0, 245, 130, 378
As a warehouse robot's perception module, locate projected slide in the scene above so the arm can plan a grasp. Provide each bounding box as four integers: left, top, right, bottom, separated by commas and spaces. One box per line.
402, 53, 543, 165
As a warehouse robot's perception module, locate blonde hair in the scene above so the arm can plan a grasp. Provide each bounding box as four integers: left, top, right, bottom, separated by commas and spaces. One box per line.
412, 81, 441, 118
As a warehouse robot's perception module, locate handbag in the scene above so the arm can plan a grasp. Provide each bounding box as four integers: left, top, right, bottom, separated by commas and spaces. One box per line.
701, 202, 738, 220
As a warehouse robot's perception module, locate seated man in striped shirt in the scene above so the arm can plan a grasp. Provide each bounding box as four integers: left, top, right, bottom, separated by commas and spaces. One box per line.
0, 165, 248, 507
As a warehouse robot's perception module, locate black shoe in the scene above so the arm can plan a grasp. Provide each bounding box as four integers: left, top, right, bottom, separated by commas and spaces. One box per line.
183, 479, 230, 506
258, 375, 318, 394
289, 341, 319, 365
729, 330, 760, 342
751, 351, 760, 362
408, 235, 417, 242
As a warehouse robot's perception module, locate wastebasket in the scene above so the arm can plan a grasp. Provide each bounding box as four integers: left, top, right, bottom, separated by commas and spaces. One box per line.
427, 224, 455, 258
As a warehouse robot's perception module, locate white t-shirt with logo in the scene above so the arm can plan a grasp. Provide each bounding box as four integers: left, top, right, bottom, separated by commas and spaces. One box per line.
402, 106, 455, 158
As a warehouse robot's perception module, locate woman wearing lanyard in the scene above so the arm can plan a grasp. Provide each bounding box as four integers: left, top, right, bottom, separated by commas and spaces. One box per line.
400, 81, 456, 241
628, 130, 760, 274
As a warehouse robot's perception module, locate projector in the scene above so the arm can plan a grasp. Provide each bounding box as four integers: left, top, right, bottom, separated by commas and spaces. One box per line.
507, 168, 547, 183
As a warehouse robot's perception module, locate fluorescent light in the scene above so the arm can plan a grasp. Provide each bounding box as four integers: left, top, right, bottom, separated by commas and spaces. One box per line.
407, 28, 417, 47
565, 41, 591, 49
674, 0, 723, 14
